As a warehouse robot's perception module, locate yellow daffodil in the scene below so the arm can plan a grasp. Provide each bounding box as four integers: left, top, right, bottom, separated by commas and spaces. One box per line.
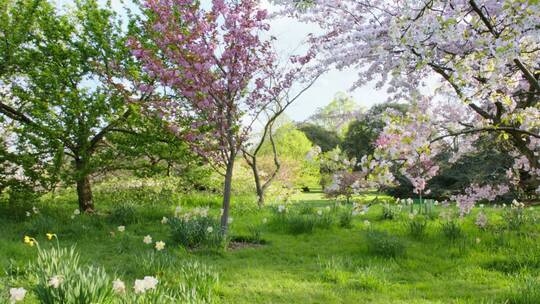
23, 236, 31, 244
46, 233, 55, 240
28, 240, 35, 247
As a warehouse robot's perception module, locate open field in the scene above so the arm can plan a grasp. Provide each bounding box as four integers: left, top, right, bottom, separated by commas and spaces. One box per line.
2, 187, 540, 303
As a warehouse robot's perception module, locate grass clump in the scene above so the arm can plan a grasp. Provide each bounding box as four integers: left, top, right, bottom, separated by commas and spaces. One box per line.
169, 216, 224, 250
365, 230, 406, 258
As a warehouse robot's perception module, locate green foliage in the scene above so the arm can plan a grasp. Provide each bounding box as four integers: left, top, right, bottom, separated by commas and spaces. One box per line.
338, 210, 353, 228
169, 216, 224, 250
380, 202, 401, 220
503, 207, 527, 231
507, 273, 540, 304
258, 123, 320, 188
33, 246, 114, 304
108, 202, 138, 225
441, 220, 463, 240
365, 230, 406, 258
298, 123, 340, 152
341, 102, 407, 163
406, 215, 428, 239
307, 92, 360, 135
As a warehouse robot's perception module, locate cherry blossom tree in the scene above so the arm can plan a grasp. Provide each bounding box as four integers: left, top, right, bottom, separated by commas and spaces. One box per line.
131, 0, 312, 231
278, 0, 540, 212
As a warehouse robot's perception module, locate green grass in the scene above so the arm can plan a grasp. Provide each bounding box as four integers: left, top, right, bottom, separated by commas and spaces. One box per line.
1, 186, 539, 303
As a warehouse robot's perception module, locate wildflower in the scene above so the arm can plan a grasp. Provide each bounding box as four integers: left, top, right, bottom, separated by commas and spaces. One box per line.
206, 226, 213, 233
73, 209, 81, 215
26, 211, 31, 217
406, 198, 413, 205
475, 238, 481, 244
155, 241, 165, 251
9, 287, 26, 303
117, 226, 125, 232
325, 206, 331, 211
134, 276, 158, 294
434, 200, 439, 206
112, 279, 125, 294
228, 217, 233, 224
317, 210, 323, 216
475, 212, 488, 229
262, 218, 268, 224
363, 220, 371, 227
46, 233, 55, 240
479, 204, 484, 208
143, 235, 152, 244
143, 276, 158, 290
133, 279, 146, 294
408, 213, 415, 220
48, 275, 64, 288
220, 208, 224, 216
161, 216, 168, 224
277, 205, 286, 213
32, 206, 39, 214
23, 236, 35, 247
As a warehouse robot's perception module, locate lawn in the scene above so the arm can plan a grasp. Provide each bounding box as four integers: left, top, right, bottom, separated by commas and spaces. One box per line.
1, 186, 539, 303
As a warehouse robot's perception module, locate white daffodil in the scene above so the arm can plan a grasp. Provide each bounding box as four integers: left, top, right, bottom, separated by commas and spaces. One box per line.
112, 279, 126, 294
9, 287, 27, 302
155, 241, 165, 251
143, 235, 152, 244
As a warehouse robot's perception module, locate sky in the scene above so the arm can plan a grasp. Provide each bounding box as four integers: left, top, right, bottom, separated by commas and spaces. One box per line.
55, 0, 394, 122
259, 4, 390, 122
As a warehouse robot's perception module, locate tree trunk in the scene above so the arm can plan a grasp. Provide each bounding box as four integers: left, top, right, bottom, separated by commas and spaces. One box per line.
220, 158, 235, 233
76, 174, 94, 212
249, 158, 265, 208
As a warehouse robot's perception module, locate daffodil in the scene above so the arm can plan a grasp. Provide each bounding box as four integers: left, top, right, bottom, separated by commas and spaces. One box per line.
143, 235, 152, 244
9, 287, 27, 302
46, 233, 56, 240
155, 241, 165, 251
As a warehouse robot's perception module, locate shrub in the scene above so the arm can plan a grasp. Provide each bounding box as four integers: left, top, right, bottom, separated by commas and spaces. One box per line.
365, 230, 406, 258
169, 216, 224, 249
407, 215, 427, 239
33, 246, 114, 304
108, 202, 138, 225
